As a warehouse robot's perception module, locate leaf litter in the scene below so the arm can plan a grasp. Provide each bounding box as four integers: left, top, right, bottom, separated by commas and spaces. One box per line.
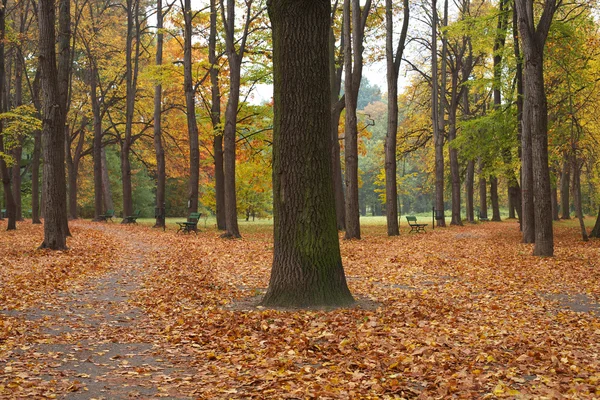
1, 220, 599, 398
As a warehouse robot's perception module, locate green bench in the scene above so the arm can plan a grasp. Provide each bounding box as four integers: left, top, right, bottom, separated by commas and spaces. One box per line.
98, 209, 115, 222
406, 215, 427, 233
177, 212, 202, 234
123, 210, 141, 224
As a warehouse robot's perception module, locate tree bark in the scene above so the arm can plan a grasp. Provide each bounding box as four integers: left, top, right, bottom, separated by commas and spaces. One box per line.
101, 147, 114, 212
571, 154, 587, 241
153, 0, 166, 228
384, 0, 409, 236
431, 0, 446, 227
466, 160, 474, 222
209, 0, 225, 231
490, 176, 501, 221
38, 0, 70, 249
261, 0, 354, 308
478, 161, 487, 220
560, 157, 570, 218
183, 0, 200, 215
31, 129, 41, 224
590, 206, 600, 238
91, 63, 104, 221
515, 0, 556, 256
551, 180, 559, 221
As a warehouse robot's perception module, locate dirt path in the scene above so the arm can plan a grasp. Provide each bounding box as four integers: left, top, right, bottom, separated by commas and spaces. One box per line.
0, 226, 198, 399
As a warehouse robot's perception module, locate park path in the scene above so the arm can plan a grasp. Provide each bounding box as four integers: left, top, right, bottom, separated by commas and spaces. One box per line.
1, 224, 200, 399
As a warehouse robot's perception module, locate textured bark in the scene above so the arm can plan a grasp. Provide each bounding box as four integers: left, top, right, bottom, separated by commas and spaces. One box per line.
551, 182, 559, 221
210, 0, 225, 231
571, 155, 587, 241
590, 206, 600, 238
478, 168, 487, 219
490, 176, 501, 221
515, 0, 556, 256
183, 0, 199, 215
101, 147, 114, 212
329, 16, 345, 231
153, 0, 166, 229
560, 158, 570, 218
12, 49, 24, 221
66, 120, 86, 220
120, 0, 140, 221
38, 0, 70, 249
384, 0, 409, 236
0, 1, 16, 231
466, 160, 474, 222
261, 0, 354, 308
508, 182, 522, 221
431, 0, 445, 227
342, 0, 371, 240
508, 189, 515, 218
31, 129, 41, 224
91, 63, 103, 220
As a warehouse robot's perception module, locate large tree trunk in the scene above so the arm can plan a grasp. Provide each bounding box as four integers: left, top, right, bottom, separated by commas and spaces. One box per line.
384, 0, 409, 236
261, 0, 354, 308
153, 0, 166, 229
515, 0, 556, 256
560, 157, 570, 219
209, 0, 225, 230
183, 0, 200, 215
448, 107, 462, 226
11, 51, 24, 221
513, 3, 524, 231
38, 0, 70, 249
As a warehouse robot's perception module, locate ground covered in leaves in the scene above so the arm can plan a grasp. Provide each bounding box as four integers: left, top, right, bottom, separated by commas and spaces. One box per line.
1, 219, 599, 398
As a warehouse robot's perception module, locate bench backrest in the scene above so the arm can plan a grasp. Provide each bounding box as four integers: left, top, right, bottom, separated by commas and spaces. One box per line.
188, 212, 202, 222
405, 216, 417, 223
106, 209, 115, 216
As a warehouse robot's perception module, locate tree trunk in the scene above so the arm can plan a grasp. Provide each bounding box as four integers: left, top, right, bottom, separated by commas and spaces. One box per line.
121, 0, 140, 221
261, 0, 354, 308
101, 146, 113, 212
329, 18, 346, 232
508, 189, 515, 218
31, 129, 41, 223
38, 0, 70, 249
490, 176, 501, 221
384, 0, 409, 236
448, 108, 462, 226
431, 0, 446, 227
515, 0, 556, 256
560, 157, 570, 219
571, 154, 588, 241
184, 0, 200, 215
153, 0, 166, 229
91, 63, 104, 221
209, 0, 225, 230
466, 160, 474, 222
11, 145, 23, 221
342, 0, 371, 240
478, 161, 487, 220
590, 206, 600, 238
551, 183, 559, 221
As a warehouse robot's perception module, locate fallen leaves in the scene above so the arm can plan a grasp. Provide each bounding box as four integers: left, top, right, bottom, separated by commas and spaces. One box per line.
1, 220, 599, 398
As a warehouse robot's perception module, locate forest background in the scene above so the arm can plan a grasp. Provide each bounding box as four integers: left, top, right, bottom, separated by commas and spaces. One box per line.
0, 0, 599, 243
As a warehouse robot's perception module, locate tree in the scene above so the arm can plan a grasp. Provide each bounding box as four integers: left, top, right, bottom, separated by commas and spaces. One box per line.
515, 0, 560, 256
38, 0, 71, 249
182, 0, 200, 215
153, 0, 167, 228
261, 0, 354, 308
384, 0, 409, 236
343, 0, 371, 240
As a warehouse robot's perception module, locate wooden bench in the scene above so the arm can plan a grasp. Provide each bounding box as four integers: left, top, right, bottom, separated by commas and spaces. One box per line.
177, 212, 202, 234
477, 212, 489, 222
406, 215, 427, 233
98, 209, 115, 222
123, 210, 141, 224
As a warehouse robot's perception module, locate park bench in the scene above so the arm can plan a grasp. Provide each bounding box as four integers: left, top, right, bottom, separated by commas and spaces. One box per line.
98, 209, 115, 222
177, 212, 202, 234
123, 210, 141, 224
477, 212, 489, 222
406, 215, 427, 233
